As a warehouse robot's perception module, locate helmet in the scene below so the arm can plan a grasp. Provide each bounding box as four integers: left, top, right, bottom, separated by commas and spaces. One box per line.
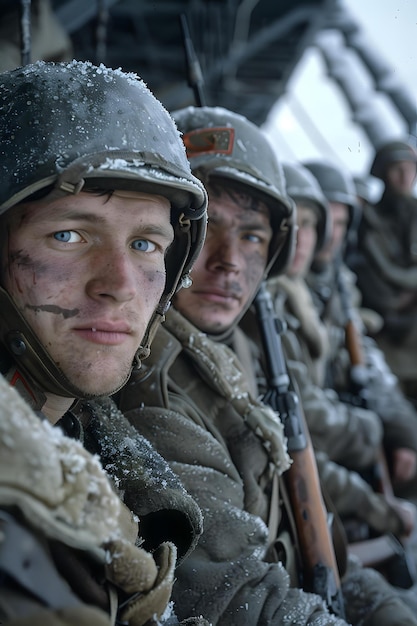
0, 60, 208, 398
303, 159, 360, 232
172, 106, 295, 277
303, 160, 356, 209
282, 162, 330, 252
370, 139, 417, 180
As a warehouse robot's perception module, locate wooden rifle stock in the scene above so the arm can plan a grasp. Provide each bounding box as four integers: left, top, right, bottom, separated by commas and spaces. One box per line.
254, 283, 345, 618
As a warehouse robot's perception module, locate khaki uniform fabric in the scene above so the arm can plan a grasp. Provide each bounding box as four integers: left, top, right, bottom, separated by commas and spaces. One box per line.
306, 262, 417, 471
118, 307, 417, 626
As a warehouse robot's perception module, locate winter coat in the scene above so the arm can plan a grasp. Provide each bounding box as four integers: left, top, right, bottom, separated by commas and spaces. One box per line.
306, 262, 417, 457
0, 371, 205, 626
348, 191, 417, 382
239, 300, 405, 540
118, 307, 417, 626
264, 272, 417, 536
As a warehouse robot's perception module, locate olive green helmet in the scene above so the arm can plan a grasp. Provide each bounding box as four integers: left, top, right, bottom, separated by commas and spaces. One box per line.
282, 162, 330, 252
303, 159, 360, 231
370, 139, 417, 180
0, 60, 208, 398
172, 106, 295, 278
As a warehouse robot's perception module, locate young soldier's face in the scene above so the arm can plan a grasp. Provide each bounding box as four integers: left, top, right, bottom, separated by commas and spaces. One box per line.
287, 204, 318, 278
174, 183, 272, 334
2, 191, 173, 396
385, 160, 417, 194
314, 201, 349, 264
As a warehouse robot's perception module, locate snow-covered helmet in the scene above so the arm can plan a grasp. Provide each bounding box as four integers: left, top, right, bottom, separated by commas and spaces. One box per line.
172, 106, 295, 278
370, 139, 417, 180
0, 60, 208, 398
282, 162, 330, 252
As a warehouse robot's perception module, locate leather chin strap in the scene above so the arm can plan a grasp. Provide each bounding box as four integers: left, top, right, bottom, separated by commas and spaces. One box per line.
0, 286, 138, 399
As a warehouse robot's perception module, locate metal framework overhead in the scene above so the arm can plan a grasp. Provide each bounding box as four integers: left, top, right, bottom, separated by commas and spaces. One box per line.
51, 0, 333, 125
1, 1, 415, 148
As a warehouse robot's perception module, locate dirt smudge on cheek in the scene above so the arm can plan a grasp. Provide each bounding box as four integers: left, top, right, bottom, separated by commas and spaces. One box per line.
244, 250, 266, 289
142, 269, 166, 298
25, 304, 80, 319
10, 249, 33, 267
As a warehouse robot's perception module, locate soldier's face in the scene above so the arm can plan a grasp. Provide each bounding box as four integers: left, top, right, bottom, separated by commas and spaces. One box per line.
2, 191, 173, 396
315, 202, 349, 264
288, 204, 318, 278
174, 183, 272, 334
385, 160, 417, 194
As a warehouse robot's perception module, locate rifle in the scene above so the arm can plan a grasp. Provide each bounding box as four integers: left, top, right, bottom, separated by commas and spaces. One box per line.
254, 282, 345, 619
180, 13, 206, 107
19, 0, 32, 66
336, 262, 416, 588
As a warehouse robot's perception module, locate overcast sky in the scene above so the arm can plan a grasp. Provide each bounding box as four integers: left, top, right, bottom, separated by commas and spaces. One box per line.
262, 0, 417, 182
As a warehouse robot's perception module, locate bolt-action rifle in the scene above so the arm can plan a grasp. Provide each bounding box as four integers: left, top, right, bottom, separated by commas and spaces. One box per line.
336, 263, 416, 588
19, 0, 32, 66
254, 282, 345, 618
180, 13, 206, 107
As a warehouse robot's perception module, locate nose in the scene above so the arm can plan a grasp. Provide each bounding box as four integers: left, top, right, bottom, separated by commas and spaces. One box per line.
86, 248, 138, 303
207, 236, 241, 274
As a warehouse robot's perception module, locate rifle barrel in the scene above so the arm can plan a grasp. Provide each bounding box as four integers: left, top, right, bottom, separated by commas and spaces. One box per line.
180, 13, 206, 107
19, 0, 32, 66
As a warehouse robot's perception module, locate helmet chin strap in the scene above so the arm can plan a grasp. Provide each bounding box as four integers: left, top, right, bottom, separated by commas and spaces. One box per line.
0, 286, 136, 399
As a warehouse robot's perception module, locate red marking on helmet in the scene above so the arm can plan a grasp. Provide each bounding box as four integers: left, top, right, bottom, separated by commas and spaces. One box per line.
183, 127, 235, 157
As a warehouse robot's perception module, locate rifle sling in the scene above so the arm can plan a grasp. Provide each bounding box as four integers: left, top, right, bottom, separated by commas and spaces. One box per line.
267, 471, 280, 545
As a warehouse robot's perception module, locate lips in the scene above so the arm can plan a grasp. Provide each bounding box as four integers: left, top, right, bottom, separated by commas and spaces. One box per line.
75, 320, 132, 333
72, 320, 133, 345
193, 282, 241, 301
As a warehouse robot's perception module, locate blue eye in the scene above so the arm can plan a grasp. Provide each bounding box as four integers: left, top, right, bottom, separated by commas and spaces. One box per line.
245, 233, 261, 243
131, 239, 156, 252
53, 231, 80, 242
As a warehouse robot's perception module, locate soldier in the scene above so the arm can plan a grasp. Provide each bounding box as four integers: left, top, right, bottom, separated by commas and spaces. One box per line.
303, 159, 417, 491
266, 161, 416, 559
0, 60, 209, 625
349, 140, 417, 408
118, 105, 417, 626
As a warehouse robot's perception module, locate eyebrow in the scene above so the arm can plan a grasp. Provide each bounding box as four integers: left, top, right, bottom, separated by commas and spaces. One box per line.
49, 209, 172, 233
209, 213, 272, 232
49, 210, 107, 224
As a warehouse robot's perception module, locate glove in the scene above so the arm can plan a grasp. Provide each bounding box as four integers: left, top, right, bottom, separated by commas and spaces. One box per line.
108, 541, 177, 626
